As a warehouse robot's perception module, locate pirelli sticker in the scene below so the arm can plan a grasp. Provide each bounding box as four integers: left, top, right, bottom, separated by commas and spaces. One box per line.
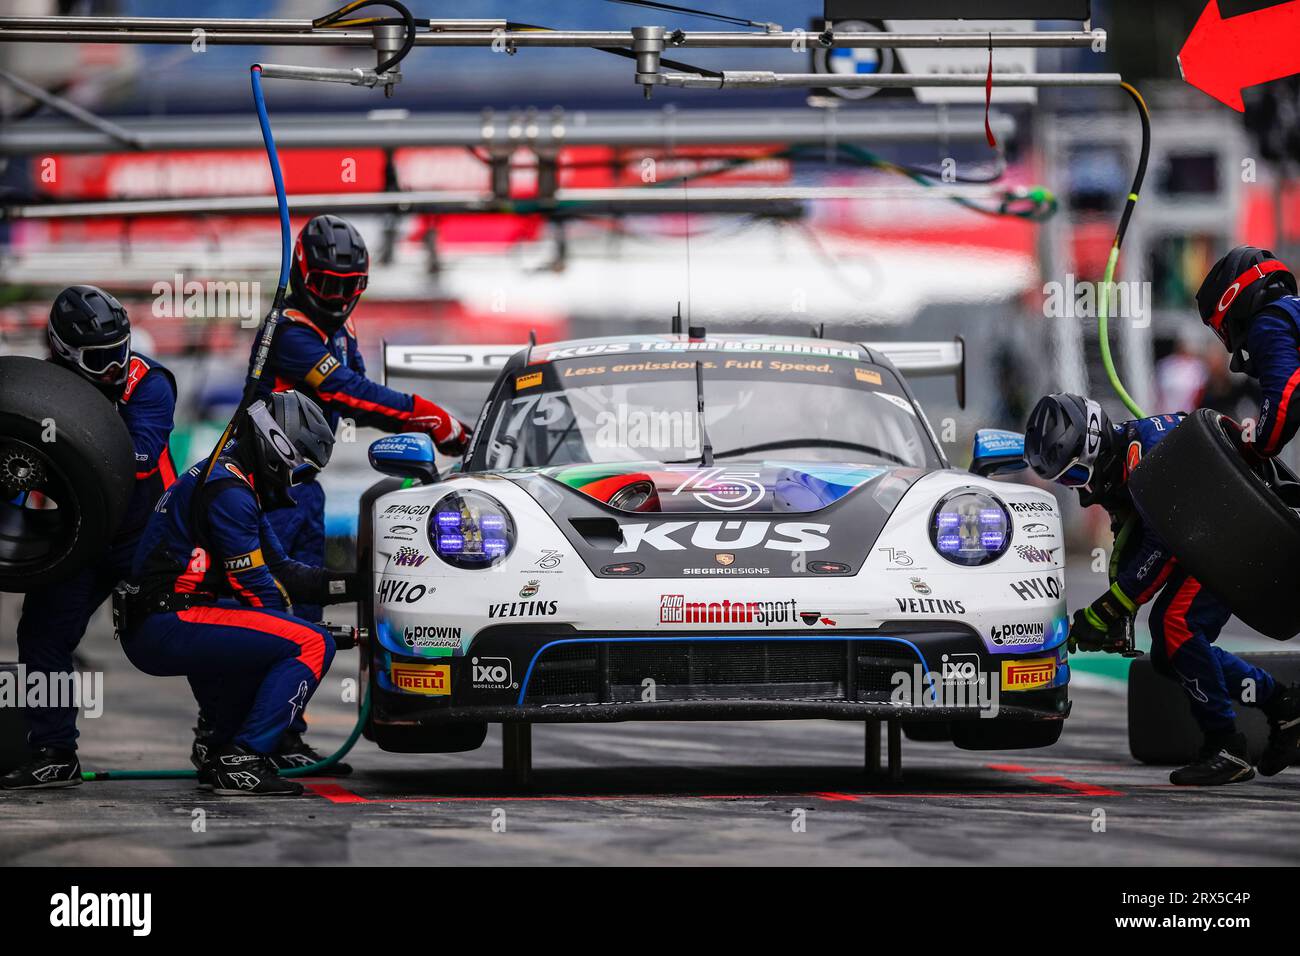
854, 367, 883, 386
515, 370, 544, 391
223, 548, 265, 573
305, 354, 341, 388
1000, 658, 1057, 692
391, 662, 451, 696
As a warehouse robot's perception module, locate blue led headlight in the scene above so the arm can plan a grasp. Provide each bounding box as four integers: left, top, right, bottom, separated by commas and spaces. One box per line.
429, 490, 515, 569
930, 490, 1012, 567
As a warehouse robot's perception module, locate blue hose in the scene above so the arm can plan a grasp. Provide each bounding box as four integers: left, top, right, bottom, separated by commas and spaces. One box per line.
251, 65, 292, 294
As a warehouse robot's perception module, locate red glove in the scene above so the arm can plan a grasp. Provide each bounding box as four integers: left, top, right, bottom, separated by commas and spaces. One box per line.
410, 395, 472, 455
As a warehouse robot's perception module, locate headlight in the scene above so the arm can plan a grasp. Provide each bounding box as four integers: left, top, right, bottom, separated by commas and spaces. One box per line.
930, 490, 1012, 567
429, 490, 515, 569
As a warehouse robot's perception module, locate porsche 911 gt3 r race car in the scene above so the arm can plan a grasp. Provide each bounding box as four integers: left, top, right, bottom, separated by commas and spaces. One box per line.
355, 332, 1069, 756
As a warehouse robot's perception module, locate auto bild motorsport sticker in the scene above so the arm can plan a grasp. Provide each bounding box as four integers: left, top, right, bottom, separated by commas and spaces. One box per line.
659, 595, 799, 625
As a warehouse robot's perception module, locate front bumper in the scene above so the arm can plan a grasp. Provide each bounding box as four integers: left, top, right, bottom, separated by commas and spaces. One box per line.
369, 622, 1070, 727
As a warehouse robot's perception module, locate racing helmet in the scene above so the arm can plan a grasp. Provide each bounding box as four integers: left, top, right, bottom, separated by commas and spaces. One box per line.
1196, 245, 1296, 360
289, 214, 369, 331
48, 285, 132, 393
1024, 393, 1115, 490
244, 391, 335, 507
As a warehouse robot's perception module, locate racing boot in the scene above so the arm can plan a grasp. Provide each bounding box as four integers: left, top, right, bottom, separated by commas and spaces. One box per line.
1169, 731, 1254, 786
0, 747, 83, 790
204, 743, 303, 797
1258, 685, 1300, 777
191, 724, 217, 790
267, 730, 352, 777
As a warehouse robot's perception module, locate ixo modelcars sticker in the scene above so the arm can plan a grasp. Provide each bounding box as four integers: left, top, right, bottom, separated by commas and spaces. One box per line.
659, 595, 799, 625
390, 662, 451, 696
471, 656, 517, 691
1009, 576, 1063, 602
615, 521, 831, 553
1000, 658, 1057, 691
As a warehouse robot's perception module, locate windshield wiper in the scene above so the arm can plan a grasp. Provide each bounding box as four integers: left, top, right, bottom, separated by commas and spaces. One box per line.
695, 360, 714, 468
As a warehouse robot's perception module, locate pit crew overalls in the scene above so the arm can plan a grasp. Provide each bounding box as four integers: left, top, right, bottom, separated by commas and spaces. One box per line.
251, 303, 434, 621
1246, 295, 1300, 458
15, 354, 177, 751
1097, 414, 1277, 733
124, 451, 336, 754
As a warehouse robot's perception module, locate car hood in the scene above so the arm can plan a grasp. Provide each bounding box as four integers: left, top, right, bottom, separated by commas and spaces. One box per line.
506, 461, 927, 578
518, 460, 899, 514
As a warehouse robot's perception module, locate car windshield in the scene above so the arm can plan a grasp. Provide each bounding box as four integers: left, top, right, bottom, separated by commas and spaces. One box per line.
479, 350, 939, 470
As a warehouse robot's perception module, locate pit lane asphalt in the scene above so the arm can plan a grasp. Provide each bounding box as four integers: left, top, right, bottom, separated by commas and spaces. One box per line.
1, 572, 1298, 867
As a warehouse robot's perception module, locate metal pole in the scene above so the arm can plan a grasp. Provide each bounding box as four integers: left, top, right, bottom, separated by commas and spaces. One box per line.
0, 20, 1103, 50
0, 69, 143, 150
662, 72, 1125, 90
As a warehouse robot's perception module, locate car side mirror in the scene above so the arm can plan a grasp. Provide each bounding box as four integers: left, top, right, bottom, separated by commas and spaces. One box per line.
970, 429, 1029, 478
368, 434, 440, 484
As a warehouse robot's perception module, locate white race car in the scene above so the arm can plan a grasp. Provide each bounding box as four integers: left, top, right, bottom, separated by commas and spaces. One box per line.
355, 332, 1069, 756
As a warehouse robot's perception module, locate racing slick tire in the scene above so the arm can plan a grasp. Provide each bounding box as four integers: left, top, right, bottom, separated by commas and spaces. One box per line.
1128, 652, 1300, 765
1128, 408, 1300, 641
952, 720, 1062, 751
0, 356, 135, 593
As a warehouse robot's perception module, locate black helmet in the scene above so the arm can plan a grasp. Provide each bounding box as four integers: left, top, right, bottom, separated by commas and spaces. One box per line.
244, 391, 335, 508
1196, 245, 1296, 359
48, 285, 132, 391
1025, 394, 1115, 490
289, 214, 369, 331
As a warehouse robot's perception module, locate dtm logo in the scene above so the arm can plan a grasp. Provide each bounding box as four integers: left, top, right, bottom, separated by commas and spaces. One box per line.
471, 656, 517, 690
615, 520, 831, 554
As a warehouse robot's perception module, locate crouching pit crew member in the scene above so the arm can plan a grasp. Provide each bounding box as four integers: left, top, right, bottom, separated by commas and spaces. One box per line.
1025, 393, 1300, 786
119, 391, 358, 796
2, 287, 176, 791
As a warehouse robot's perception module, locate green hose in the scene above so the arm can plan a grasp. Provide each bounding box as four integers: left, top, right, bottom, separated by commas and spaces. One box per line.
1098, 82, 1152, 419
81, 694, 370, 782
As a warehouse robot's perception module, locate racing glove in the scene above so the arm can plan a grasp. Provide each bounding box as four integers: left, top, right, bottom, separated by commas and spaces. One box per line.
410, 395, 473, 456
1069, 583, 1137, 654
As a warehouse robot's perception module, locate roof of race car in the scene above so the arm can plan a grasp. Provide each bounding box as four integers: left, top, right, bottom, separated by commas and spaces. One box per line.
527, 333, 871, 365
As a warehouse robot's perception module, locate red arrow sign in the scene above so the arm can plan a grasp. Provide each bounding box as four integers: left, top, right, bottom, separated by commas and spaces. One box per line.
1179, 0, 1300, 111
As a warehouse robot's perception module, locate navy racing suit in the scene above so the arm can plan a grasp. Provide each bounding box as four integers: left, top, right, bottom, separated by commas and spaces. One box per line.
1086, 414, 1278, 734
1245, 295, 1300, 459
125, 447, 352, 754
250, 304, 459, 621
16, 354, 177, 751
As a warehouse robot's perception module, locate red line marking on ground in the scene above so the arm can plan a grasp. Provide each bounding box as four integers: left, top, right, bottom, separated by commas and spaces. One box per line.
987, 763, 1123, 797
810, 791, 860, 802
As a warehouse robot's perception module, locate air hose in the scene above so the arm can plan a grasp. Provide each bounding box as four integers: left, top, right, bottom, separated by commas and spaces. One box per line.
81, 64, 370, 783
1098, 82, 1152, 419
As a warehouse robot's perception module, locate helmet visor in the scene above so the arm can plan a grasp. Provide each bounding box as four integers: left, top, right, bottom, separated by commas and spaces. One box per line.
50, 329, 130, 384
304, 269, 368, 302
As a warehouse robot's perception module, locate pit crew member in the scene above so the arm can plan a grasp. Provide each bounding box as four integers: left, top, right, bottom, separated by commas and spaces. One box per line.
1025, 393, 1300, 785
2, 287, 176, 791
122, 392, 356, 796
252, 214, 471, 621
1197, 245, 1300, 459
